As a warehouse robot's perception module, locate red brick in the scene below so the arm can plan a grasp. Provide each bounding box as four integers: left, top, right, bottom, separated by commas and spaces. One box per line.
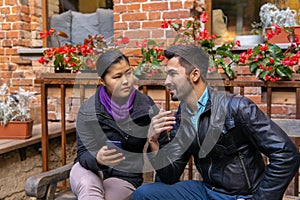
0, 71, 12, 78
21, 15, 31, 23
257, 104, 267, 114
129, 22, 140, 29
247, 95, 262, 104
152, 30, 165, 38
0, 48, 4, 54
0, 32, 5, 39
6, 14, 21, 22
0, 79, 10, 85
0, 56, 10, 63
166, 29, 177, 38
2, 23, 11, 30
123, 0, 147, 3
114, 14, 120, 22
142, 21, 161, 28
142, 2, 168, 11
123, 13, 147, 21
12, 6, 22, 14
6, 31, 19, 39
47, 112, 57, 121
0, 7, 10, 14
0, 63, 17, 71
11, 56, 31, 65
114, 5, 127, 13
12, 71, 24, 78
114, 22, 128, 30
124, 30, 150, 39
5, 48, 18, 55
271, 105, 289, 115
149, 12, 161, 20
163, 11, 190, 19
114, 31, 123, 39
12, 39, 31, 47
31, 23, 41, 32
20, 5, 29, 15
184, 1, 194, 9
5, 0, 18, 5
128, 4, 140, 12
235, 76, 258, 81
170, 2, 183, 10
123, 48, 141, 57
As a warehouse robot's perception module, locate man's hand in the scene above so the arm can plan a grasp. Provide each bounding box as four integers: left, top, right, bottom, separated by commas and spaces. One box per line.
148, 109, 176, 152
96, 146, 125, 166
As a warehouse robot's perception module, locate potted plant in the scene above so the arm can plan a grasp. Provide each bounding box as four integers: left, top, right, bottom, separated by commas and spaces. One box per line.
38, 28, 129, 73
0, 84, 36, 139
133, 39, 166, 80
161, 3, 239, 80
260, 3, 300, 43
238, 42, 294, 82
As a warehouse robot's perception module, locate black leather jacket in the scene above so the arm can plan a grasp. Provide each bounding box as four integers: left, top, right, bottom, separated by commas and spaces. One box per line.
152, 87, 300, 200
75, 86, 159, 188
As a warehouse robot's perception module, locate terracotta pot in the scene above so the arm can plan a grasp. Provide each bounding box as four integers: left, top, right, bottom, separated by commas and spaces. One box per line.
266, 26, 300, 43
0, 119, 34, 139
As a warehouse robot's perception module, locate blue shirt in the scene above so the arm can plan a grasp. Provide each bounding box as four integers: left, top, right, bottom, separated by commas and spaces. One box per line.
188, 86, 209, 130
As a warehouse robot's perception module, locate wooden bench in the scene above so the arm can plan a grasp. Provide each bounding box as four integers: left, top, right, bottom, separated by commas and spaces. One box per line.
24, 119, 300, 199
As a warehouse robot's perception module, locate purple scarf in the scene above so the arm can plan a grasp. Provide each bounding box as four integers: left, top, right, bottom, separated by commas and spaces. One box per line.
99, 86, 136, 121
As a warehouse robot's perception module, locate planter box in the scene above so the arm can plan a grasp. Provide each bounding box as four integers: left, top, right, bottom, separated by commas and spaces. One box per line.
266, 26, 300, 43
0, 119, 34, 139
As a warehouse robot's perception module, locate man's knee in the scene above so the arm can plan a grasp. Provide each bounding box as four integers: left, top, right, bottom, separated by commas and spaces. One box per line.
132, 184, 154, 199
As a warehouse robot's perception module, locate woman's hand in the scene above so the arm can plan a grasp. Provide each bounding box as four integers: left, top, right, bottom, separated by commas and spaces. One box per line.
96, 146, 125, 166
148, 109, 176, 152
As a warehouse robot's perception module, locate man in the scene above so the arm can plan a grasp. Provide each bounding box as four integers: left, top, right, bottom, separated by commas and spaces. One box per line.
133, 45, 300, 200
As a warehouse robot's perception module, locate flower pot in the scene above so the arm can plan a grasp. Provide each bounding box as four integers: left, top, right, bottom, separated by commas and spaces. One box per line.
266, 26, 300, 43
0, 119, 34, 139
234, 35, 265, 46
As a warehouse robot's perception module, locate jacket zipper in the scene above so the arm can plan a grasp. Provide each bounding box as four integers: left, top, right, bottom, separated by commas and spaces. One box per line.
238, 152, 251, 189
208, 157, 213, 181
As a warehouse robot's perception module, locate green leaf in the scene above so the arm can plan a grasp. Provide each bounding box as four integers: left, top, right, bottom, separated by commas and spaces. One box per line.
148, 39, 156, 46
250, 63, 259, 74
186, 21, 192, 29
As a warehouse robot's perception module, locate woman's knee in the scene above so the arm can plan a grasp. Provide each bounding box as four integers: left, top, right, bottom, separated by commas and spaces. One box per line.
70, 162, 104, 195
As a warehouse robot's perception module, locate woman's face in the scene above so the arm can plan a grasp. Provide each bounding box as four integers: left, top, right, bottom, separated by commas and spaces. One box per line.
101, 59, 134, 101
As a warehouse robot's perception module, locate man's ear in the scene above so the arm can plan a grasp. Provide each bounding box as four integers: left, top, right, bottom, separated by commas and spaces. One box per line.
190, 68, 201, 82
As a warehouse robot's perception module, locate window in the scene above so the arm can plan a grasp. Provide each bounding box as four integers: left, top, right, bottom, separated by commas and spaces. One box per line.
210, 0, 269, 42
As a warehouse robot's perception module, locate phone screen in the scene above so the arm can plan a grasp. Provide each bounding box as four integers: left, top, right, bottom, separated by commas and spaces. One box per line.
106, 140, 123, 153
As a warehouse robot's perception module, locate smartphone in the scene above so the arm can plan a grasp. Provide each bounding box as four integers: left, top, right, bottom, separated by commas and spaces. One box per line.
106, 140, 123, 153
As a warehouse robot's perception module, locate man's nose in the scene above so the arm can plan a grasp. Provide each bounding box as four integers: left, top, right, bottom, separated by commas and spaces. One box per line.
164, 75, 170, 86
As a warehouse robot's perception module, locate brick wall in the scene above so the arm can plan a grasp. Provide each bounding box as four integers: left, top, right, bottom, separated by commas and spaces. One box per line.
0, 0, 42, 103
113, 0, 194, 66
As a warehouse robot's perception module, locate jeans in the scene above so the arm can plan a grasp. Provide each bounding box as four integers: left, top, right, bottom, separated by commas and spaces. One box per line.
133, 180, 252, 200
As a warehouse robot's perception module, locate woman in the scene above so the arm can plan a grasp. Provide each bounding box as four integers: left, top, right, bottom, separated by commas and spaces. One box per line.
70, 50, 159, 200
